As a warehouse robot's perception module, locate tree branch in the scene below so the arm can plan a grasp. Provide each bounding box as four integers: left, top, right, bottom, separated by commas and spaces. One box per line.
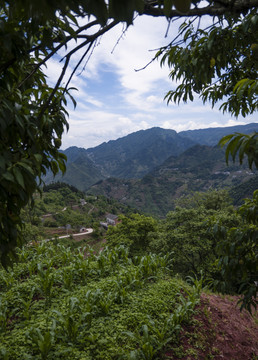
143, 0, 258, 17
37, 20, 118, 121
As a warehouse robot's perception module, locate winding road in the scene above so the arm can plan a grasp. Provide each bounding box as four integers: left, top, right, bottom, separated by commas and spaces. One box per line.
58, 228, 93, 239
44, 228, 93, 242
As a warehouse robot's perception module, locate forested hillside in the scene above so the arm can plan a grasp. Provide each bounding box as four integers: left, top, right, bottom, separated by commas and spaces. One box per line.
21, 182, 135, 246
44, 125, 258, 215
85, 127, 196, 179
179, 123, 258, 146
43, 148, 105, 191
89, 145, 257, 216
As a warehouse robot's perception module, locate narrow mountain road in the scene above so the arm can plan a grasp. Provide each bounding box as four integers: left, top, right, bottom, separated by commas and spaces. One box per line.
58, 228, 93, 239
44, 228, 93, 242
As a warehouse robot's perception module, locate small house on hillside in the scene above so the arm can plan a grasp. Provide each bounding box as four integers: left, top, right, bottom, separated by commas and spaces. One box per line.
100, 222, 108, 230
106, 214, 118, 226
80, 198, 86, 206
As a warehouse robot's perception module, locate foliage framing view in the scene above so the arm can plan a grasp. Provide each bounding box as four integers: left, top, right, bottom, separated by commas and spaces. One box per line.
0, 1, 257, 265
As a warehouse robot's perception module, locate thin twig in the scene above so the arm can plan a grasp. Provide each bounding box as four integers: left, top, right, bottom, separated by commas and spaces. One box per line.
111, 23, 128, 54
64, 41, 95, 92
37, 20, 118, 121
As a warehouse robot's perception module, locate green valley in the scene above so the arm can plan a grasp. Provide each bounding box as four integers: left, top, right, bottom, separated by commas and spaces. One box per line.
43, 125, 258, 217
89, 145, 257, 217
1, 1, 257, 359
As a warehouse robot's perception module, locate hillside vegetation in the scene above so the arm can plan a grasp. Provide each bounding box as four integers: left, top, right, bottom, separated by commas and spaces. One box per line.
0, 243, 201, 360
21, 182, 136, 245
1, 183, 257, 359
179, 123, 258, 146
1, 242, 257, 360
89, 145, 257, 217
44, 124, 258, 194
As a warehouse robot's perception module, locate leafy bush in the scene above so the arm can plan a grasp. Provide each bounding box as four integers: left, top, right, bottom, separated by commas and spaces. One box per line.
214, 190, 258, 313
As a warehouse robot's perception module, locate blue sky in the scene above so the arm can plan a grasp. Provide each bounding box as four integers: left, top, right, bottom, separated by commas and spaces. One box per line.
45, 15, 257, 150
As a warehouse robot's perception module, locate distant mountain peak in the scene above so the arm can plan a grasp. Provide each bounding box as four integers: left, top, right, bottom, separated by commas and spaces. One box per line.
46, 123, 258, 195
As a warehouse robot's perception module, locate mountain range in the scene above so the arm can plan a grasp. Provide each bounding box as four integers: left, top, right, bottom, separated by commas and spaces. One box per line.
45, 123, 258, 216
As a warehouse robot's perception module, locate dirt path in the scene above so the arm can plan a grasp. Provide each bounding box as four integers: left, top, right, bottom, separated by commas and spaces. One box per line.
166, 293, 258, 360
202, 294, 258, 360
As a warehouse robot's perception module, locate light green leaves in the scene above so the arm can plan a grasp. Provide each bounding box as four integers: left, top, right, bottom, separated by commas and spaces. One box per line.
26, 323, 57, 360
0, 242, 199, 359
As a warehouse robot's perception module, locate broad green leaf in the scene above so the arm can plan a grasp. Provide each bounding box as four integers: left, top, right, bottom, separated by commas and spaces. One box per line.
13, 167, 25, 189
2, 172, 15, 183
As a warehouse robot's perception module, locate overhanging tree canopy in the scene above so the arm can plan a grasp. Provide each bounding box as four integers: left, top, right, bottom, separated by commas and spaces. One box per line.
0, 0, 257, 264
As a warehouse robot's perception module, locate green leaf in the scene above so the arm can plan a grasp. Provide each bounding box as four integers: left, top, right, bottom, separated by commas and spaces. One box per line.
13, 167, 25, 189
0, 156, 5, 169
2, 172, 15, 183
17, 161, 34, 175
218, 134, 235, 148
34, 154, 43, 163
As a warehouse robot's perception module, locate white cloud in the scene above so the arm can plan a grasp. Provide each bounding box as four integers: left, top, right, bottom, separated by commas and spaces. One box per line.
162, 117, 251, 133
41, 15, 256, 150
61, 109, 148, 149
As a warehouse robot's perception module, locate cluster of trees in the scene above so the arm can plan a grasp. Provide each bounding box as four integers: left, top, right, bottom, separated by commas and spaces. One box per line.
106, 189, 257, 312
19, 185, 87, 242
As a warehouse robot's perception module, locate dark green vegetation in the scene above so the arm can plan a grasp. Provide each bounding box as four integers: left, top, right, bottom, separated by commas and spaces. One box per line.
0, 184, 257, 359
105, 189, 257, 312
18, 182, 258, 312
45, 127, 197, 187
88, 140, 257, 217
0, 2, 257, 356
229, 176, 258, 205
1, 0, 257, 264
45, 147, 105, 191
214, 189, 258, 313
21, 182, 135, 244
105, 190, 236, 278
0, 243, 202, 360
159, 6, 258, 118
85, 128, 196, 179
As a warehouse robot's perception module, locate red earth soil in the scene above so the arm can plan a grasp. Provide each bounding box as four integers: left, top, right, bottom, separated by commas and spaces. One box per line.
166, 293, 258, 360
